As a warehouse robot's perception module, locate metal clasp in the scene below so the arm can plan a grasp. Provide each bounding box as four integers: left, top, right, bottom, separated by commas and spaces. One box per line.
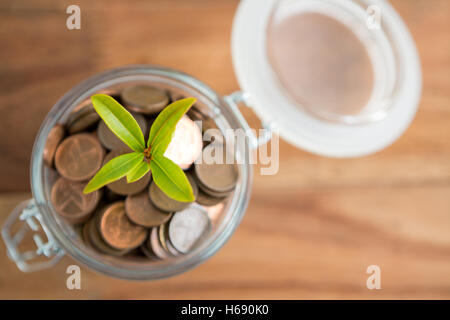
1, 199, 64, 272
223, 91, 274, 149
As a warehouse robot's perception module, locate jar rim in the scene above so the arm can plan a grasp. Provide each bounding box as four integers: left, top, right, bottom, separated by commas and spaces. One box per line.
30, 65, 253, 280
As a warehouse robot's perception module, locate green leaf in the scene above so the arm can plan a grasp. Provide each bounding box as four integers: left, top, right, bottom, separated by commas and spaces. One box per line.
83, 152, 144, 193
150, 154, 195, 202
91, 94, 145, 152
126, 161, 150, 183
147, 97, 196, 154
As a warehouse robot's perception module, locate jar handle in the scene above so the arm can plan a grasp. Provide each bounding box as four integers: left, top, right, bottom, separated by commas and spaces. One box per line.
223, 91, 274, 149
1, 199, 64, 272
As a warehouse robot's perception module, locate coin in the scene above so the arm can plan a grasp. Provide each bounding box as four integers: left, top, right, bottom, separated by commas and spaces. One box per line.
159, 224, 180, 256
166, 236, 181, 256
149, 173, 198, 212
103, 149, 151, 195
196, 188, 226, 207
99, 202, 148, 250
55, 133, 104, 181
68, 111, 100, 134
195, 180, 233, 198
67, 100, 94, 126
158, 223, 169, 252
164, 116, 203, 170
194, 143, 238, 193
121, 85, 169, 114
140, 242, 156, 260
149, 227, 171, 259
97, 112, 147, 150
125, 191, 172, 227
89, 210, 130, 256
168, 205, 211, 254
51, 177, 101, 224
43, 124, 65, 167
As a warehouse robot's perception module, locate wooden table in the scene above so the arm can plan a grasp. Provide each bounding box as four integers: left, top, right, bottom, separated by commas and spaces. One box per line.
0, 0, 449, 299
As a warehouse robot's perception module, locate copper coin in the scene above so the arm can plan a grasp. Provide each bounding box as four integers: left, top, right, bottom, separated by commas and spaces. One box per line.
194, 143, 238, 193
99, 202, 147, 250
97, 112, 147, 150
67, 100, 94, 126
164, 116, 203, 170
103, 149, 151, 195
149, 173, 198, 212
168, 205, 211, 254
149, 227, 170, 259
55, 133, 104, 181
125, 191, 172, 227
68, 111, 100, 134
89, 210, 130, 256
51, 177, 100, 224
121, 85, 169, 114
196, 188, 226, 207
43, 124, 65, 167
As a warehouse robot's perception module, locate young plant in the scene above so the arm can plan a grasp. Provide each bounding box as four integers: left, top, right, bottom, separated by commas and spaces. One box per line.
83, 94, 196, 202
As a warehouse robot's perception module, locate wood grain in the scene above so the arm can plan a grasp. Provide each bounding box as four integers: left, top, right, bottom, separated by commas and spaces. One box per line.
0, 0, 449, 299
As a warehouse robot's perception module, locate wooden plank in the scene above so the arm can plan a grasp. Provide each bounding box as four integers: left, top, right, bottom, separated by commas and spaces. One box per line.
1, 186, 449, 299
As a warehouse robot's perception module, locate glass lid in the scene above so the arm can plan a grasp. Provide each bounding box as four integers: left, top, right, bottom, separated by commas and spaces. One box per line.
231, 0, 422, 157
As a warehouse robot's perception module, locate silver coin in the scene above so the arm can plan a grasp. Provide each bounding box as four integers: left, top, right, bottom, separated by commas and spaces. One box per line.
168, 204, 211, 254
164, 116, 202, 170
165, 235, 181, 256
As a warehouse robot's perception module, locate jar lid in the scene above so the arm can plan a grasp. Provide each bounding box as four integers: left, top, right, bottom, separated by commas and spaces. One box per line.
231, 0, 422, 157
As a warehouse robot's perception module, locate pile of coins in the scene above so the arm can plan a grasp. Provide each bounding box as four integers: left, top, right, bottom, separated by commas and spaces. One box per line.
44, 85, 238, 261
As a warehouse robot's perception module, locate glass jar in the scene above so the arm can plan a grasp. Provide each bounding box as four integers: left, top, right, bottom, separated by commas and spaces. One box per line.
2, 65, 257, 280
